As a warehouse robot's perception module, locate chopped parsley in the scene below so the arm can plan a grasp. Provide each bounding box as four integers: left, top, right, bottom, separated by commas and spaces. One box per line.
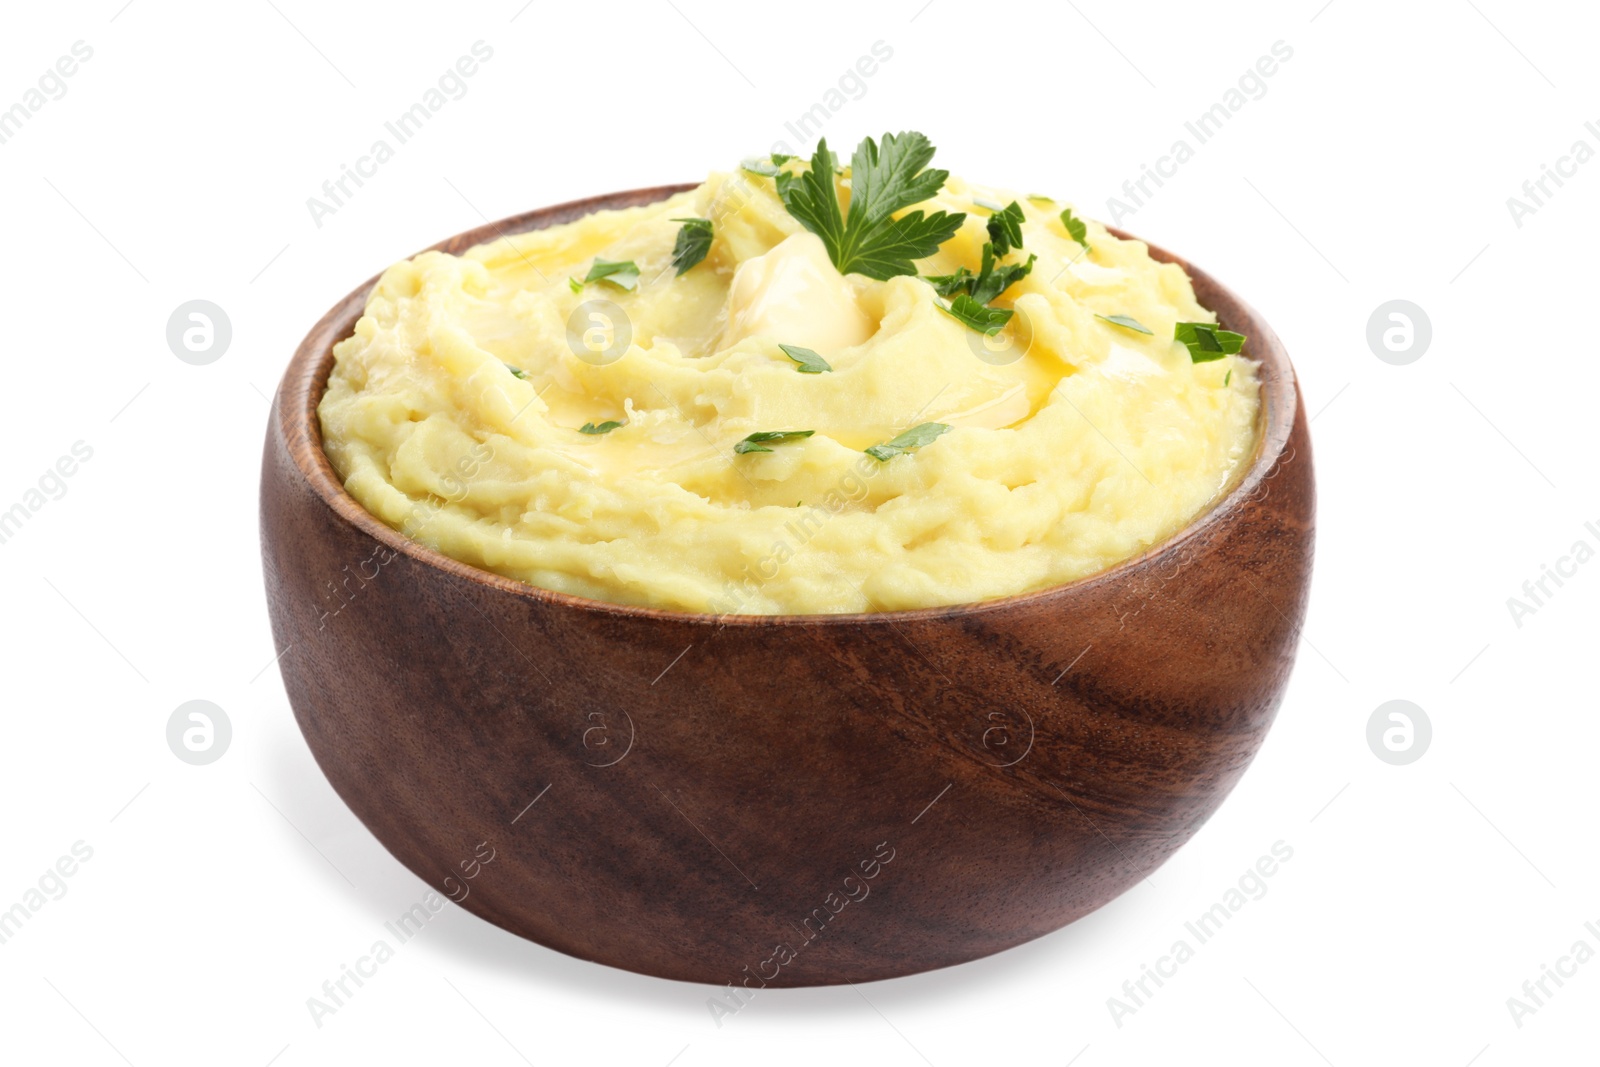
972, 248, 1036, 305
506, 365, 528, 379
927, 239, 1037, 334
734, 430, 815, 454
939, 294, 1013, 335
581, 258, 640, 291
741, 153, 800, 177
567, 277, 582, 293
865, 422, 952, 462
776, 132, 966, 280
1059, 208, 1089, 251
927, 266, 976, 298
671, 217, 713, 275
1224, 369, 1233, 386
986, 200, 1026, 257
928, 244, 1036, 306
1095, 313, 1152, 335
579, 420, 624, 435
778, 343, 832, 373
1175, 321, 1246, 363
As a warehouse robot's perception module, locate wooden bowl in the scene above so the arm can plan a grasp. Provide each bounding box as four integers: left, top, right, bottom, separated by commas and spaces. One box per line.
260, 185, 1314, 987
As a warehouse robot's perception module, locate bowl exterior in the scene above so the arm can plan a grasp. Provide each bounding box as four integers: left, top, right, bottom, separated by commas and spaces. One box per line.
260, 191, 1315, 986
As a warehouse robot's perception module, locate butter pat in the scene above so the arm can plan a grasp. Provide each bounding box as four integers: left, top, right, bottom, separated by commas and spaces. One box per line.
722, 233, 874, 352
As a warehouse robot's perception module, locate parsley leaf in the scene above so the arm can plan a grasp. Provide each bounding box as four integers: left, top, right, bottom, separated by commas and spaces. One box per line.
778, 343, 832, 373
1059, 208, 1090, 251
971, 247, 1036, 305
579, 420, 624, 435
925, 266, 976, 298
671, 217, 713, 276
1096, 313, 1152, 335
1175, 321, 1246, 363
582, 258, 640, 291
986, 200, 1026, 257
734, 430, 815, 454
776, 132, 966, 280
743, 153, 801, 177
865, 422, 952, 462
939, 294, 1013, 335
928, 245, 1036, 308
927, 243, 1036, 334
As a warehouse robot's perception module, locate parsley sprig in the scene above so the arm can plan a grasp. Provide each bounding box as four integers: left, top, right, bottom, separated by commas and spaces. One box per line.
776, 132, 966, 280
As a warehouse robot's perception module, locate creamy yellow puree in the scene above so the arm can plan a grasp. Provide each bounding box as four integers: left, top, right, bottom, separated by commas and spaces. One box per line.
318, 164, 1259, 614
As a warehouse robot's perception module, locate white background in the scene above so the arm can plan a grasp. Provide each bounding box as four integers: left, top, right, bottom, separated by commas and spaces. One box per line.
1, 1, 1595, 1064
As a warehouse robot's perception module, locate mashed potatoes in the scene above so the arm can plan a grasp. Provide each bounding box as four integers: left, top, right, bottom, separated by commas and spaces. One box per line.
318, 150, 1259, 614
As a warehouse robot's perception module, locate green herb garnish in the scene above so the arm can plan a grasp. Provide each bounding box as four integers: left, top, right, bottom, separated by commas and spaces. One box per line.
929, 244, 1036, 307
1224, 369, 1233, 386
939, 294, 1013, 334
776, 132, 966, 280
1175, 321, 1246, 363
926, 267, 976, 298
582, 258, 640, 291
971, 248, 1035, 305
1095, 314, 1152, 335
778, 343, 832, 374
927, 242, 1036, 334
507, 365, 528, 379
579, 420, 624, 435
671, 217, 713, 276
1027, 194, 1055, 204
734, 430, 815, 454
741, 153, 798, 177
1059, 208, 1089, 251
986, 201, 1026, 257
865, 422, 952, 462
568, 277, 582, 293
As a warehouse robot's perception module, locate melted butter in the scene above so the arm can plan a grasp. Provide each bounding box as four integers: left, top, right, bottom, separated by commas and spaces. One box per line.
722, 232, 875, 352
936, 382, 1032, 430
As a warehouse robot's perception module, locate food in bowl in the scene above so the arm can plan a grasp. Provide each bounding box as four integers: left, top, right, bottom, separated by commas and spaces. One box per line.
317, 132, 1259, 614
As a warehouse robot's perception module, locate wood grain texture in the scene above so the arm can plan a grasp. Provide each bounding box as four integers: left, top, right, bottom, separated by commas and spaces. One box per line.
259, 186, 1316, 987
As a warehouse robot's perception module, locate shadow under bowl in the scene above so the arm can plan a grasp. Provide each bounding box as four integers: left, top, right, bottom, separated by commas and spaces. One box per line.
259, 185, 1315, 987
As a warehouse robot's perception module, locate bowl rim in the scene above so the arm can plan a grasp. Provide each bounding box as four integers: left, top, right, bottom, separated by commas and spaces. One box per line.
275, 183, 1302, 627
